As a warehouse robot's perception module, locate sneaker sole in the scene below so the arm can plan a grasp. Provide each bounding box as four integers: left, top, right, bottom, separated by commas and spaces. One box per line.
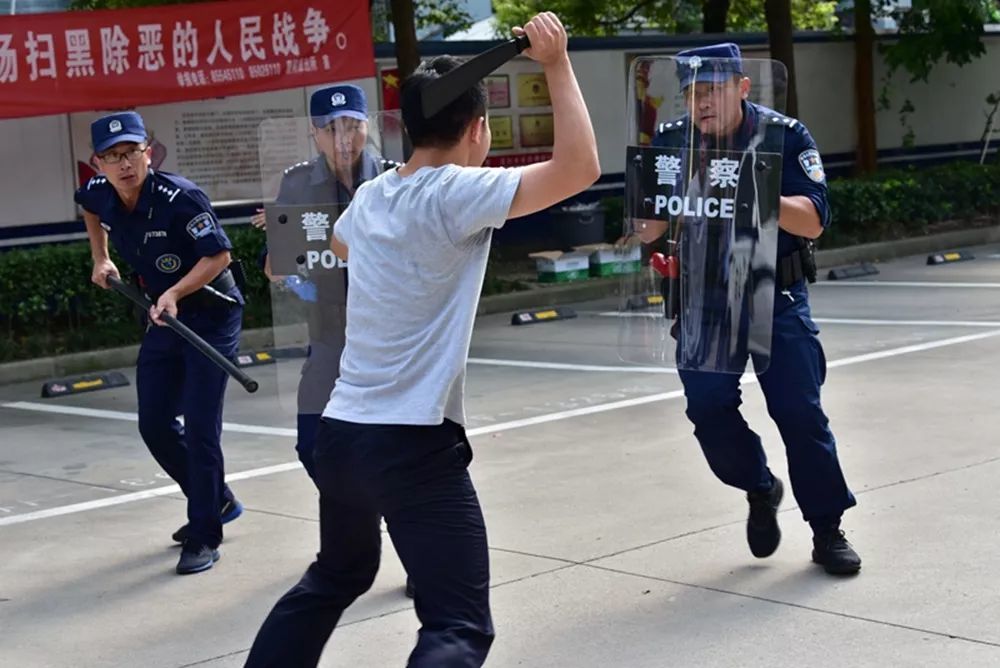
176, 551, 221, 575
220, 501, 244, 524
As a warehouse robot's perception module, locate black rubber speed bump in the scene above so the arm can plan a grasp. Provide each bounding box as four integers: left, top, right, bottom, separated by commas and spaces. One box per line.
626, 294, 664, 310
511, 307, 577, 326
270, 346, 309, 359
41, 371, 130, 398
927, 250, 974, 265
235, 350, 277, 368
827, 263, 879, 280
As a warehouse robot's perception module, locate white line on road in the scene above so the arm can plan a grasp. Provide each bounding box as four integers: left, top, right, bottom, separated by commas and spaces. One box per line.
813, 281, 1000, 289
3, 328, 1000, 527
600, 312, 1000, 328
469, 358, 678, 374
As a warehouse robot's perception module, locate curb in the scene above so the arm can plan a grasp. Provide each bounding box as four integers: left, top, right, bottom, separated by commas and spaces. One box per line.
2, 225, 998, 387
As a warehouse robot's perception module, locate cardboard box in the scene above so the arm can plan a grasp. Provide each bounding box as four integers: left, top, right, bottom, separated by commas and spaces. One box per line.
528, 250, 591, 283
573, 243, 642, 277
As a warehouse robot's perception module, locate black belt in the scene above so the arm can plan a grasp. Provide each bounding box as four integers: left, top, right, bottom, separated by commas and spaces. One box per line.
150, 268, 239, 310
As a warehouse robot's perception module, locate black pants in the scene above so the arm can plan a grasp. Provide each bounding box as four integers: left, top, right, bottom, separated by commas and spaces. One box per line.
136, 305, 241, 548
244, 418, 494, 668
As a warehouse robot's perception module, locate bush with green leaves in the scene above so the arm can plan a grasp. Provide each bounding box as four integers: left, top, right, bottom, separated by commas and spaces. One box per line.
0, 225, 270, 363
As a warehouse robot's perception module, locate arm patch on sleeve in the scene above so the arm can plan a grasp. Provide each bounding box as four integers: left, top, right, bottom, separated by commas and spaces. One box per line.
185, 212, 216, 239
798, 149, 826, 184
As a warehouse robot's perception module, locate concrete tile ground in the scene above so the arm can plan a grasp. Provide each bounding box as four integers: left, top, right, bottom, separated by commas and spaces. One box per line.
2, 245, 999, 667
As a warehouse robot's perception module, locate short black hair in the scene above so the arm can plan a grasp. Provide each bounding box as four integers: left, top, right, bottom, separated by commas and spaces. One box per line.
401, 55, 487, 148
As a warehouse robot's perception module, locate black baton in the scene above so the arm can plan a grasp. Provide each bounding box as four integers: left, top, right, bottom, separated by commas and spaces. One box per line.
107, 276, 259, 394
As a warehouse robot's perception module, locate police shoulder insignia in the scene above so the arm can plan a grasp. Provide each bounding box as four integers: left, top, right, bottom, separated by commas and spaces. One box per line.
86, 176, 108, 190
798, 149, 825, 184
154, 181, 182, 202
283, 161, 311, 175
186, 212, 216, 239
155, 253, 181, 273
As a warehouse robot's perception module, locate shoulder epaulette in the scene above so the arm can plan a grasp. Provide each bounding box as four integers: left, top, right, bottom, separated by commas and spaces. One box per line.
283, 160, 312, 175
151, 174, 183, 203
86, 175, 109, 190
658, 119, 686, 134
764, 112, 799, 130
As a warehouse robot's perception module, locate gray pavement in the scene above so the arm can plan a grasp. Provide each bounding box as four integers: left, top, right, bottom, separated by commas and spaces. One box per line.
2, 244, 1000, 667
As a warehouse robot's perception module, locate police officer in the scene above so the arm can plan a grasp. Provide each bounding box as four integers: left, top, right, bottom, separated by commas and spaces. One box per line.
77, 112, 244, 575
648, 44, 861, 575
256, 87, 414, 597
255, 84, 398, 480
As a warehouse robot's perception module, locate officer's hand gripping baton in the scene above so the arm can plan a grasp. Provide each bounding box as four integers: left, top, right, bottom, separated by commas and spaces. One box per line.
107, 276, 259, 393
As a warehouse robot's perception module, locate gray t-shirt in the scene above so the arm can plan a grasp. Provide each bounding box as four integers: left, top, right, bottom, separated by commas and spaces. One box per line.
323, 164, 522, 426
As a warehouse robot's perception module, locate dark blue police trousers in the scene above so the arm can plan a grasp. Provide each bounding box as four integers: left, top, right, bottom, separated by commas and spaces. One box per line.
678, 292, 856, 524
244, 418, 493, 668
135, 304, 242, 548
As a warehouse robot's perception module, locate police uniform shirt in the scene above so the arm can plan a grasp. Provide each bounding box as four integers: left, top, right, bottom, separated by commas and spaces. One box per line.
276, 150, 388, 207
75, 169, 240, 302
653, 100, 830, 261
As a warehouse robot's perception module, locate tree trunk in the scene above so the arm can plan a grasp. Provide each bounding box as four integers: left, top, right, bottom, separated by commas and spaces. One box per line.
702, 0, 731, 33
854, 0, 878, 174
390, 0, 420, 80
764, 0, 798, 118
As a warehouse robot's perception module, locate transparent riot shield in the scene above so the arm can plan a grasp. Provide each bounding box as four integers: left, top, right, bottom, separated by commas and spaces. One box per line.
619, 54, 786, 374
260, 110, 406, 414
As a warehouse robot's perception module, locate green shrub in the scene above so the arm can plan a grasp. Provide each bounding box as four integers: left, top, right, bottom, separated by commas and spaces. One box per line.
0, 224, 270, 362
824, 162, 1000, 248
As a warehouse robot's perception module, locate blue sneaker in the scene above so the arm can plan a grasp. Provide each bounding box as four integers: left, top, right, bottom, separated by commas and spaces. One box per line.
171, 498, 243, 544
176, 543, 220, 575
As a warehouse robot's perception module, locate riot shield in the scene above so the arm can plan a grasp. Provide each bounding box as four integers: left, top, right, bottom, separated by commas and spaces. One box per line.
620, 54, 786, 374
260, 110, 406, 414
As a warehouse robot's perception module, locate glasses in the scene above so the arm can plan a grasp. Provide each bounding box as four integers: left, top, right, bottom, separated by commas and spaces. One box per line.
99, 146, 147, 164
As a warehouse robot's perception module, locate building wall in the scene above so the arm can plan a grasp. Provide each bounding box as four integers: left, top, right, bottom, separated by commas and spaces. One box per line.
2, 33, 998, 244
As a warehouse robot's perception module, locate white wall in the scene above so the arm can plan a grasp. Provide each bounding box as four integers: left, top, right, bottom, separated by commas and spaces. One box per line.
0, 115, 77, 227
2, 36, 999, 235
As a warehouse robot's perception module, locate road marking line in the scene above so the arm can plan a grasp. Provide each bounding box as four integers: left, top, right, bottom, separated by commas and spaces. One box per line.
3, 328, 999, 527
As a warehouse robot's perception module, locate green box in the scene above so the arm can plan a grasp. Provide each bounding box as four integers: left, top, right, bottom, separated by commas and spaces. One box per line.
590, 260, 642, 277
529, 250, 591, 284
537, 268, 591, 283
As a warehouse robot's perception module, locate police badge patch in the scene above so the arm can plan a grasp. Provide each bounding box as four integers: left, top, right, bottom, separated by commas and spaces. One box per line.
155, 254, 181, 273
798, 149, 825, 183
185, 212, 215, 239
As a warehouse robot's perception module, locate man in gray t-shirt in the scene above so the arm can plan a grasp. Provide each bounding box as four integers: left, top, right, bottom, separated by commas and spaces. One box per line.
245, 12, 600, 668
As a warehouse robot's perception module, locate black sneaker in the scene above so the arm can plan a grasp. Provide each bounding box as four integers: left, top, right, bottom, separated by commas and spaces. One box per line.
405, 577, 415, 599
171, 498, 244, 544
176, 543, 220, 575
746, 476, 784, 558
812, 527, 862, 575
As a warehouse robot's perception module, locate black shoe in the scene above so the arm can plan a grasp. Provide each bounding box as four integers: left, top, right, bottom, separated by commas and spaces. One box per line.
812, 527, 862, 575
405, 577, 415, 599
746, 476, 784, 558
176, 543, 220, 575
172, 498, 244, 544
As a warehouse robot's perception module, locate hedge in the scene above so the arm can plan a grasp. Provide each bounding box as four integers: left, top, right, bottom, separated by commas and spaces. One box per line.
0, 226, 269, 363
1, 161, 998, 362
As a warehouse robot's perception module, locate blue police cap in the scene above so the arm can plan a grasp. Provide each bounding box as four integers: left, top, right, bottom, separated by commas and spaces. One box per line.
310, 84, 368, 127
91, 112, 147, 154
675, 43, 743, 89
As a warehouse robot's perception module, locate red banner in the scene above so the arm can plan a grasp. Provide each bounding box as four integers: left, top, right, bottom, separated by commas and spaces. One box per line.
0, 0, 374, 120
